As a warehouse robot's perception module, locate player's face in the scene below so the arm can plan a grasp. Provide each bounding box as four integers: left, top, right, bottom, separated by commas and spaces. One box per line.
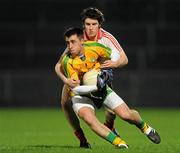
84, 18, 100, 40
65, 34, 83, 57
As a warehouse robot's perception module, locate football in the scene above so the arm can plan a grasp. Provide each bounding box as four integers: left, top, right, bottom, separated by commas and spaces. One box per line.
83, 69, 99, 85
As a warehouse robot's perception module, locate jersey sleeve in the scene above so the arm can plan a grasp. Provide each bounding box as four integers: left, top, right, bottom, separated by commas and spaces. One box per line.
58, 47, 69, 64
102, 29, 124, 53
61, 55, 79, 80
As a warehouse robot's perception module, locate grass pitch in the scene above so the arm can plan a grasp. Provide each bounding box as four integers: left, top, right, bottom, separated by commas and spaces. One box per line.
0, 107, 180, 153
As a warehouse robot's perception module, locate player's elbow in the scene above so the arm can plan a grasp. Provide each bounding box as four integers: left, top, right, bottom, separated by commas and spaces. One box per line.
124, 56, 128, 65
55, 63, 60, 74
121, 52, 128, 66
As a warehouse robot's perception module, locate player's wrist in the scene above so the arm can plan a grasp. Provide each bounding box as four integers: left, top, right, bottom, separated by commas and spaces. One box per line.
63, 77, 69, 85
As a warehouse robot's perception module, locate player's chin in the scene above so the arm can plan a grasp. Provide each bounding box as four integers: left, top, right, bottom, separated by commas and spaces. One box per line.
90, 34, 96, 37
71, 52, 77, 57
88, 32, 96, 37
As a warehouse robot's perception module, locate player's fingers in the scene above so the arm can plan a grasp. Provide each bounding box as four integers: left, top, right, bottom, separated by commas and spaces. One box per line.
103, 60, 111, 64
101, 62, 111, 68
101, 64, 109, 68
69, 82, 79, 88
72, 79, 80, 84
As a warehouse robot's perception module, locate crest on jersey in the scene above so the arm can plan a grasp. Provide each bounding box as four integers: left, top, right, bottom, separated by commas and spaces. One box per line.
90, 57, 95, 62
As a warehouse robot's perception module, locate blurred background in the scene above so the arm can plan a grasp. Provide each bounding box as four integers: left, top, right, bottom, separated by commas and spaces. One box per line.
0, 0, 180, 107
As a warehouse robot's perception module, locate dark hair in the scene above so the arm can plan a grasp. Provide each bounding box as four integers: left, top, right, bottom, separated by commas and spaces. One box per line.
64, 27, 83, 39
81, 7, 105, 26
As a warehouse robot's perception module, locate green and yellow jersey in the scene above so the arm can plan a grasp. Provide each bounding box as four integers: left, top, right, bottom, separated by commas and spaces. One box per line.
61, 41, 112, 82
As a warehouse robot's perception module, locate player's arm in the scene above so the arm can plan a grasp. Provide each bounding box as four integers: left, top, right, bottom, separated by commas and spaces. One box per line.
55, 62, 79, 88
101, 34, 128, 68
101, 49, 127, 68
96, 43, 121, 68
72, 85, 98, 95
72, 70, 109, 95
55, 47, 68, 81
55, 51, 80, 88
61, 60, 98, 95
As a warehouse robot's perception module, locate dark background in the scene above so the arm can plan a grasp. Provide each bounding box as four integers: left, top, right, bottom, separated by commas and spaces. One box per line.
0, 0, 180, 107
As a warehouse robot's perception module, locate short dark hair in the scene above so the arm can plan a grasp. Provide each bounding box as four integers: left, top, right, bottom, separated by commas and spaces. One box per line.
81, 7, 105, 26
64, 27, 83, 39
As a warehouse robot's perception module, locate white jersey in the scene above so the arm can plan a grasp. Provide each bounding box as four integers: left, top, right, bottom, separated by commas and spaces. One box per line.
84, 28, 123, 54
84, 28, 123, 61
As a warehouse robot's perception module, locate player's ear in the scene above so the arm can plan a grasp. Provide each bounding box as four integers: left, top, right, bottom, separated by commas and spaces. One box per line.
80, 38, 84, 45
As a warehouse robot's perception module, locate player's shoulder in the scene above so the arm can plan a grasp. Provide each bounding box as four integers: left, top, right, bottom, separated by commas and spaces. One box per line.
100, 28, 122, 51
84, 40, 107, 49
62, 52, 71, 58
62, 52, 72, 63
100, 28, 116, 40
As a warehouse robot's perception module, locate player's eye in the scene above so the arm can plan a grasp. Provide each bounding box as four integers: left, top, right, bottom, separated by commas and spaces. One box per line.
66, 41, 69, 45
71, 40, 75, 44
85, 23, 90, 26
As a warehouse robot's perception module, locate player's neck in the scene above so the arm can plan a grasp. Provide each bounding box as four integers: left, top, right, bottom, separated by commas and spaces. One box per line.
88, 35, 98, 41
84, 31, 98, 41
79, 47, 85, 57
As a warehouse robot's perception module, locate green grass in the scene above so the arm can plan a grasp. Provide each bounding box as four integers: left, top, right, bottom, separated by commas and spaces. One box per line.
0, 107, 180, 153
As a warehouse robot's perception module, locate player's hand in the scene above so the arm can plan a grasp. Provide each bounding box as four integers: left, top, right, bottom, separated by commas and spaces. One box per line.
65, 78, 80, 88
100, 60, 116, 68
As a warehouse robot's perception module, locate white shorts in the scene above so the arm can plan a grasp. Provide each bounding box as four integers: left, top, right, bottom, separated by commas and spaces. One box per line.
72, 91, 124, 114
103, 91, 124, 109
72, 95, 95, 114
